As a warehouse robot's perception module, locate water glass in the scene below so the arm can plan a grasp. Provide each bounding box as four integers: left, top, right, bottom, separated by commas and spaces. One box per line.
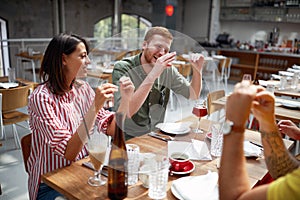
242, 74, 252, 83
8, 68, 16, 83
279, 75, 287, 90
148, 156, 169, 200
139, 153, 156, 188
126, 144, 140, 185
291, 72, 299, 90
210, 123, 223, 157
266, 83, 275, 94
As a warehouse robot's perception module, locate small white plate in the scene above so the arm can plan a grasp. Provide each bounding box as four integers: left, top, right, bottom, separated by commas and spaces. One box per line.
0, 82, 19, 89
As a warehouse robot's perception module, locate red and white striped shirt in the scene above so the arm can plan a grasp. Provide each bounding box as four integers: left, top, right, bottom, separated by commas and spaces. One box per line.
27, 80, 114, 200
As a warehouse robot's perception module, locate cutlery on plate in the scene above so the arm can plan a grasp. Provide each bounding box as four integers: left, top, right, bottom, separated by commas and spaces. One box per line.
148, 132, 174, 142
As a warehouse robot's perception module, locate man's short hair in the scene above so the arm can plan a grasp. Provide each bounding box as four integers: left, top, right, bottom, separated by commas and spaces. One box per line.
144, 26, 173, 42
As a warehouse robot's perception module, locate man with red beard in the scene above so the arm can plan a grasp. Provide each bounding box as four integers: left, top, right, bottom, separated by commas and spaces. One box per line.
112, 26, 205, 139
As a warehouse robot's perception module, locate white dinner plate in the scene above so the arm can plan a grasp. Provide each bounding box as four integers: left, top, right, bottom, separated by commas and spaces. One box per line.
156, 122, 191, 134
0, 82, 19, 89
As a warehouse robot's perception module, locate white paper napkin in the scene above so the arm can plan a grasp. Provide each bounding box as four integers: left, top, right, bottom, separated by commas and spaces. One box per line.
244, 141, 262, 157
171, 171, 219, 200
168, 139, 212, 161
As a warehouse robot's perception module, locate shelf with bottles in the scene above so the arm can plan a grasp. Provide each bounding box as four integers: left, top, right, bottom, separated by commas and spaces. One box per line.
215, 49, 300, 80
220, 1, 300, 23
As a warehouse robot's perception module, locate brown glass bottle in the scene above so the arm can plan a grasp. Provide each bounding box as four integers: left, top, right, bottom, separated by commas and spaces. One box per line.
108, 112, 128, 200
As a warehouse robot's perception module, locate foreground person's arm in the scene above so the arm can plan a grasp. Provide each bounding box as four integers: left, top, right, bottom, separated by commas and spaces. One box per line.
219, 82, 269, 200
252, 91, 299, 179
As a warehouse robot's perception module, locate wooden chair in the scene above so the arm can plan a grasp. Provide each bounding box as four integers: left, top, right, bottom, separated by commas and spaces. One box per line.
114, 49, 141, 60
0, 83, 32, 149
21, 133, 32, 173
206, 90, 226, 122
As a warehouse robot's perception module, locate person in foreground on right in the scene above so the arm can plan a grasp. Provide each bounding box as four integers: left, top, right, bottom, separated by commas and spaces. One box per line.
219, 81, 300, 200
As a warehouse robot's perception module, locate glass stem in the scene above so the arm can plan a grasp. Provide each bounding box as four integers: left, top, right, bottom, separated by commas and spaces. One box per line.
96, 165, 104, 179
198, 117, 201, 130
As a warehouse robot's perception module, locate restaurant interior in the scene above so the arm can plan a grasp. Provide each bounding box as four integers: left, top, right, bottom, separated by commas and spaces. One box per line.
0, 0, 300, 199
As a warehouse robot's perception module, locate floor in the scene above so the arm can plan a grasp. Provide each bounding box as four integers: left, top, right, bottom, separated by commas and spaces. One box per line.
0, 80, 235, 200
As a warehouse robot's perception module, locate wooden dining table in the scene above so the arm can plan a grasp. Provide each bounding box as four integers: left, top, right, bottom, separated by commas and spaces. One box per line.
213, 96, 300, 124
41, 117, 294, 200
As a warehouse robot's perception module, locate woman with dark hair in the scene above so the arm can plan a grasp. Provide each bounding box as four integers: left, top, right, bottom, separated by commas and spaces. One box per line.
27, 33, 134, 200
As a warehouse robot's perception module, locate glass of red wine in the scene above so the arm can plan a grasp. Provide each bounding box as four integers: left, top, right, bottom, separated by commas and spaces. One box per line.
192, 103, 208, 133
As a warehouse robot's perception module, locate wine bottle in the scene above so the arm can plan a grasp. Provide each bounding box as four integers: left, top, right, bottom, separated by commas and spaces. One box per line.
108, 112, 128, 200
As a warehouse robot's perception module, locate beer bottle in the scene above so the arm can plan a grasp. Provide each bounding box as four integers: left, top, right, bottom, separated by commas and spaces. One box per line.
108, 112, 128, 199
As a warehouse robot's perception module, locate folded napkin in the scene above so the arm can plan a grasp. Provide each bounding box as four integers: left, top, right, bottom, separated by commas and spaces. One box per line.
244, 141, 262, 157
168, 139, 212, 161
172, 171, 219, 200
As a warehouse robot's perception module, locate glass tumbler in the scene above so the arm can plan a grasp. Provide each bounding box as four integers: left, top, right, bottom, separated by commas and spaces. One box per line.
148, 156, 169, 199
8, 68, 16, 83
126, 144, 140, 185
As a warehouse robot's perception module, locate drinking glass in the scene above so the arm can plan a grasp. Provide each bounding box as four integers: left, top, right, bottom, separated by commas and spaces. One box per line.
148, 155, 169, 199
87, 128, 109, 186
8, 68, 16, 83
192, 102, 208, 133
126, 144, 140, 185
242, 74, 252, 83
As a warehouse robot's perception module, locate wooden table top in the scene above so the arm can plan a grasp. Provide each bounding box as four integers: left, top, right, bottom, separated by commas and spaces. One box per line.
213, 96, 300, 124
274, 89, 300, 99
0, 77, 38, 90
41, 117, 294, 200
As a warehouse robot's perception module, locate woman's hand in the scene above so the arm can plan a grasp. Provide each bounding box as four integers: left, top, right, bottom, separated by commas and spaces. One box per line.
119, 76, 135, 101
189, 53, 205, 74
94, 83, 118, 111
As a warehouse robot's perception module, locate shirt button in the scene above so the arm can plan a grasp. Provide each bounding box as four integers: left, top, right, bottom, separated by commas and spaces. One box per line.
149, 102, 151, 106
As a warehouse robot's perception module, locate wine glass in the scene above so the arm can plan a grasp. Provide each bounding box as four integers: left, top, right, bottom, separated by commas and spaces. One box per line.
242, 74, 252, 83
87, 128, 109, 186
192, 102, 208, 133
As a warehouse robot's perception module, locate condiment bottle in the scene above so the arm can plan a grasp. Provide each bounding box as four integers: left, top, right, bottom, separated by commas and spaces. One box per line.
108, 112, 128, 200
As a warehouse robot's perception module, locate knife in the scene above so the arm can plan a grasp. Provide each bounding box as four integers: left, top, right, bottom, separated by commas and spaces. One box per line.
148, 132, 172, 142
82, 162, 108, 177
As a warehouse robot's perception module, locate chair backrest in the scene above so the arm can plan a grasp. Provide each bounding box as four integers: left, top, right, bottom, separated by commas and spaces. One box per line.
0, 84, 31, 112
207, 90, 225, 115
21, 133, 32, 173
115, 49, 141, 60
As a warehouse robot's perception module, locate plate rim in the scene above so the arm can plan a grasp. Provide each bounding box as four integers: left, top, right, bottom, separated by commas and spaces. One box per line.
171, 184, 184, 200
157, 122, 191, 135
281, 102, 299, 109
206, 132, 212, 140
